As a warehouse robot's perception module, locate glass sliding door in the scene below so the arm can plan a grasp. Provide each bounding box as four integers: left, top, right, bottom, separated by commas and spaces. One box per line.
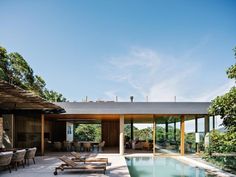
155, 116, 181, 155
185, 116, 196, 154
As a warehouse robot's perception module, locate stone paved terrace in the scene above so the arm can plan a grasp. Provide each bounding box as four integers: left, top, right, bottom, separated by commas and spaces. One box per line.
0, 153, 130, 177
1, 152, 236, 177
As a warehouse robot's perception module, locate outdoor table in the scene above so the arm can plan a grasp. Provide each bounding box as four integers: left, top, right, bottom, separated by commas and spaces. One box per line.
78, 141, 99, 151
0, 148, 19, 153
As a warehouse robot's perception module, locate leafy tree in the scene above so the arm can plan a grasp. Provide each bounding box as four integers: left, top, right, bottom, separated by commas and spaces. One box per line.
134, 127, 153, 141
0, 46, 10, 81
208, 47, 236, 157
44, 89, 67, 102
74, 124, 101, 142
32, 75, 46, 97
0, 46, 67, 102
8, 52, 34, 89
209, 47, 236, 132
124, 124, 138, 138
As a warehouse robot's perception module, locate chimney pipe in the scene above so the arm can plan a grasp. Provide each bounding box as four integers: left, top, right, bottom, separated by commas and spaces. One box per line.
130, 96, 134, 102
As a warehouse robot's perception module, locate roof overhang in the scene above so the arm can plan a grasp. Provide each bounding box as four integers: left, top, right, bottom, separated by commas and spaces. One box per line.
52, 102, 211, 115
0, 80, 64, 113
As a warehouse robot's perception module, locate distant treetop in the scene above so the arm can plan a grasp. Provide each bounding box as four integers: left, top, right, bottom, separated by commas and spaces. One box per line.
0, 46, 67, 102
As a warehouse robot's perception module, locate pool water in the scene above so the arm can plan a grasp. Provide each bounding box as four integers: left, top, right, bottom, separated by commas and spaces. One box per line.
126, 157, 217, 177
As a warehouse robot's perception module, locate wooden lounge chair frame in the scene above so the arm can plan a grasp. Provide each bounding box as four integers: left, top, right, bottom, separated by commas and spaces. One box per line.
71, 151, 108, 164
54, 156, 106, 175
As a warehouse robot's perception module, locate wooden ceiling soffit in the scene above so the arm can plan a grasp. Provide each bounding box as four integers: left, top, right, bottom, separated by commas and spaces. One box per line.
0, 80, 64, 112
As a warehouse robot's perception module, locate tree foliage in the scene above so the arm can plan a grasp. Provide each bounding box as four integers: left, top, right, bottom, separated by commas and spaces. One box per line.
209, 130, 236, 153
74, 124, 101, 142
208, 47, 236, 158
0, 46, 67, 102
209, 47, 236, 132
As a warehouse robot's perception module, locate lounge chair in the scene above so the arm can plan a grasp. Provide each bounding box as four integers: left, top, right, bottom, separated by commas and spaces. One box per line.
54, 155, 106, 175
71, 151, 108, 164
11, 149, 26, 170
25, 147, 37, 165
0, 151, 13, 173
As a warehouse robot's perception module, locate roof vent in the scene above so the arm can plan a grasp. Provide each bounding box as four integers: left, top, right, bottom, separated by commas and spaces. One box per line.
130, 96, 134, 102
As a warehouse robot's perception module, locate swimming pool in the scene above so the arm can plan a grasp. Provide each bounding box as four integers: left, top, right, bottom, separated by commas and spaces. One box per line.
126, 157, 216, 177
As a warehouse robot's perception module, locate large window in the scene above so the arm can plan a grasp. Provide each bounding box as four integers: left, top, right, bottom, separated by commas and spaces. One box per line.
74, 123, 101, 142
155, 116, 181, 155
185, 116, 196, 154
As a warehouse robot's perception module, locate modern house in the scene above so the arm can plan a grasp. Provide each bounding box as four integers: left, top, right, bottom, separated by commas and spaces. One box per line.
0, 80, 214, 156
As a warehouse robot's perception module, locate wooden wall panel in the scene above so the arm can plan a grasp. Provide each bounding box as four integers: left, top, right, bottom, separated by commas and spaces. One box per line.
102, 120, 119, 147
52, 121, 66, 142
14, 114, 41, 149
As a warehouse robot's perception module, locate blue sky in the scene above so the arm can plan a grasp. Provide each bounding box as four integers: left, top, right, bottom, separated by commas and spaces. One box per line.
0, 0, 235, 102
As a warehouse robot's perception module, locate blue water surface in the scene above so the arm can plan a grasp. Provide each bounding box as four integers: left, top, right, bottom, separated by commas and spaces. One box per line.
126, 157, 216, 177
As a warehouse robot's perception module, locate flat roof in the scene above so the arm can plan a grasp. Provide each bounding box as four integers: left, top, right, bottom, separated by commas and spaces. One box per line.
54, 102, 211, 115
0, 80, 64, 113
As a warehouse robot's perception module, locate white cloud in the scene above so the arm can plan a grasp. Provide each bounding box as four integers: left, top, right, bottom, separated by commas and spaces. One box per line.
193, 80, 235, 102
101, 45, 234, 102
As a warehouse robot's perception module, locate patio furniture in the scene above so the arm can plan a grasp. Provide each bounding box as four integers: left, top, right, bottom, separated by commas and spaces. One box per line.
25, 147, 37, 165
63, 141, 71, 151
132, 141, 143, 150
71, 151, 108, 164
73, 141, 81, 152
0, 151, 13, 173
83, 142, 91, 152
98, 141, 105, 152
53, 142, 62, 151
143, 141, 152, 151
54, 155, 106, 175
11, 149, 26, 170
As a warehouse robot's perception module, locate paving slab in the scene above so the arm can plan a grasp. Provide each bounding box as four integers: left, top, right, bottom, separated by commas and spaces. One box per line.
0, 153, 130, 177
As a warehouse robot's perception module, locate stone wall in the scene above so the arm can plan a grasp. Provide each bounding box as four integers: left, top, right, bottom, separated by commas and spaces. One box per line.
3, 114, 14, 148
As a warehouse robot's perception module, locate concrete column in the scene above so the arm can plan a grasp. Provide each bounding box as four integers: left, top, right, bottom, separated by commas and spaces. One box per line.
119, 115, 124, 155
41, 114, 45, 156
195, 116, 198, 153
180, 115, 185, 156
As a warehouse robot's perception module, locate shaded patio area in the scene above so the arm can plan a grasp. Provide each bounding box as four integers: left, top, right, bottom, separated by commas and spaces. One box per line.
0, 152, 130, 177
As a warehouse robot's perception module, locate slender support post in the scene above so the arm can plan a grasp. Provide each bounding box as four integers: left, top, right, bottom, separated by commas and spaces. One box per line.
131, 119, 133, 141
195, 116, 198, 153
174, 121, 176, 142
165, 121, 168, 140
153, 116, 156, 155
204, 115, 209, 134
212, 116, 215, 130
11, 114, 14, 148
0, 115, 3, 148
195, 116, 198, 132
41, 114, 45, 156
180, 115, 185, 156
119, 115, 124, 155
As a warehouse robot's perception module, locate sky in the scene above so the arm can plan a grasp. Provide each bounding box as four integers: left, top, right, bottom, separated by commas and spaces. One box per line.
0, 0, 235, 103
